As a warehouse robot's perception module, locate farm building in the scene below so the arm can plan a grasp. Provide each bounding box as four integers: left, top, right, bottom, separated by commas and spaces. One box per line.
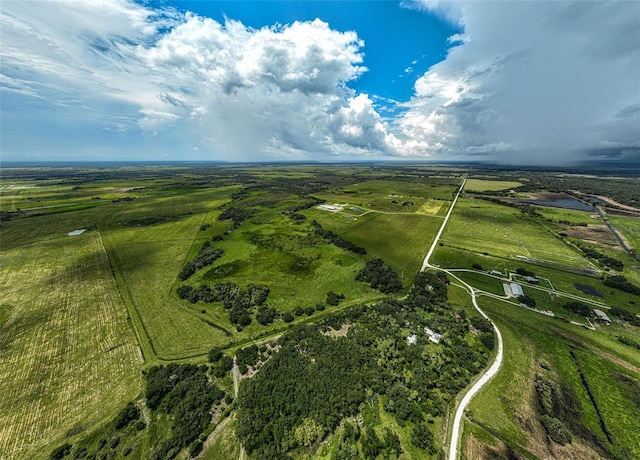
317, 204, 342, 212
593, 309, 611, 325
510, 283, 524, 297
424, 327, 443, 344
525, 276, 538, 284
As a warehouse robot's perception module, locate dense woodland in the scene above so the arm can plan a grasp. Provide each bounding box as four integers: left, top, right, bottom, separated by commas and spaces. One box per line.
236, 270, 492, 458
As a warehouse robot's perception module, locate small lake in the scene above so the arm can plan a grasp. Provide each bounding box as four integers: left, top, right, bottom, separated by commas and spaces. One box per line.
526, 198, 594, 212
67, 229, 87, 236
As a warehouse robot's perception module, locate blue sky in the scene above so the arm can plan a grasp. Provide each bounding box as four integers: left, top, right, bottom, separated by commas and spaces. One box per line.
1, 1, 639, 164
164, 1, 459, 102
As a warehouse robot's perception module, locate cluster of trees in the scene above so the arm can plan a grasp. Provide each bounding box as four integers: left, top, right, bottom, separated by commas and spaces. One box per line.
564, 301, 592, 316
236, 270, 490, 458
177, 282, 270, 326
51, 363, 226, 460
236, 325, 377, 458
578, 245, 624, 271
114, 402, 140, 430
236, 344, 260, 374
217, 206, 257, 229
326, 291, 345, 306
518, 294, 537, 308
533, 374, 573, 445
281, 198, 324, 221
178, 242, 225, 280
405, 271, 449, 309
610, 307, 640, 326
311, 220, 367, 254
355, 258, 402, 293
604, 275, 640, 295
146, 364, 225, 459
0, 210, 23, 222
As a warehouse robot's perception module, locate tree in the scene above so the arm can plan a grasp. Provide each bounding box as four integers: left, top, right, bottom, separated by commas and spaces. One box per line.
294, 417, 324, 447
518, 294, 536, 308
114, 401, 140, 429
50, 443, 72, 460
208, 346, 223, 363
326, 291, 345, 306
411, 422, 437, 453
282, 311, 294, 323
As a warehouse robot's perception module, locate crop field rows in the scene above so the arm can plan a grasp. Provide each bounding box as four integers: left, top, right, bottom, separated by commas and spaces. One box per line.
0, 233, 142, 459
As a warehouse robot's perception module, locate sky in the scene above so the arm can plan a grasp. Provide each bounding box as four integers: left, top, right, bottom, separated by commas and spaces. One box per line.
1, 0, 639, 165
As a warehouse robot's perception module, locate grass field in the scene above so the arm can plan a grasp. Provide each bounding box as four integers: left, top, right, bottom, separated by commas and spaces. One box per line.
608, 215, 640, 252
0, 232, 142, 459
466, 295, 640, 459
439, 198, 593, 267
308, 209, 443, 281
184, 207, 380, 337
536, 207, 600, 225
464, 179, 523, 192
313, 178, 457, 214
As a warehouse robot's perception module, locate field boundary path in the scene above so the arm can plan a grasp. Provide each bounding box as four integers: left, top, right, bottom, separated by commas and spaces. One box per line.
418, 178, 505, 460
232, 357, 246, 460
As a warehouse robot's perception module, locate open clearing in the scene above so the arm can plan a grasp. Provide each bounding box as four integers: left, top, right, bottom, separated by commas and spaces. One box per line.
0, 232, 142, 459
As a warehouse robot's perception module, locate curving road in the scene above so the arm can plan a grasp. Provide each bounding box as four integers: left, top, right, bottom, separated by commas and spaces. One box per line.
419, 178, 504, 460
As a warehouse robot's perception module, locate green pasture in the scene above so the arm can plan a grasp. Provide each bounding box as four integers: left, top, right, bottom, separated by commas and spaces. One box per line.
307, 211, 442, 281
439, 198, 593, 267
464, 179, 523, 192
608, 215, 640, 252
536, 207, 599, 225
433, 245, 639, 313
0, 232, 142, 460
186, 208, 378, 337
468, 296, 640, 459
448, 270, 506, 296
313, 178, 457, 213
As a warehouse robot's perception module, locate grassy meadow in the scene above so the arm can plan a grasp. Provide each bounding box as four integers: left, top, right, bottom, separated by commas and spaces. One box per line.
465, 296, 640, 459
439, 197, 593, 267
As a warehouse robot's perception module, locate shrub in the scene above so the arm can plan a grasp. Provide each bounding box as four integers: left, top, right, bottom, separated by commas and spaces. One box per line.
208, 346, 223, 363
50, 444, 72, 460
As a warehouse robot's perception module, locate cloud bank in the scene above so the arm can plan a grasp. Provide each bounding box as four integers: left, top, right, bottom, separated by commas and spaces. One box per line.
1, 0, 638, 163
400, 0, 640, 164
